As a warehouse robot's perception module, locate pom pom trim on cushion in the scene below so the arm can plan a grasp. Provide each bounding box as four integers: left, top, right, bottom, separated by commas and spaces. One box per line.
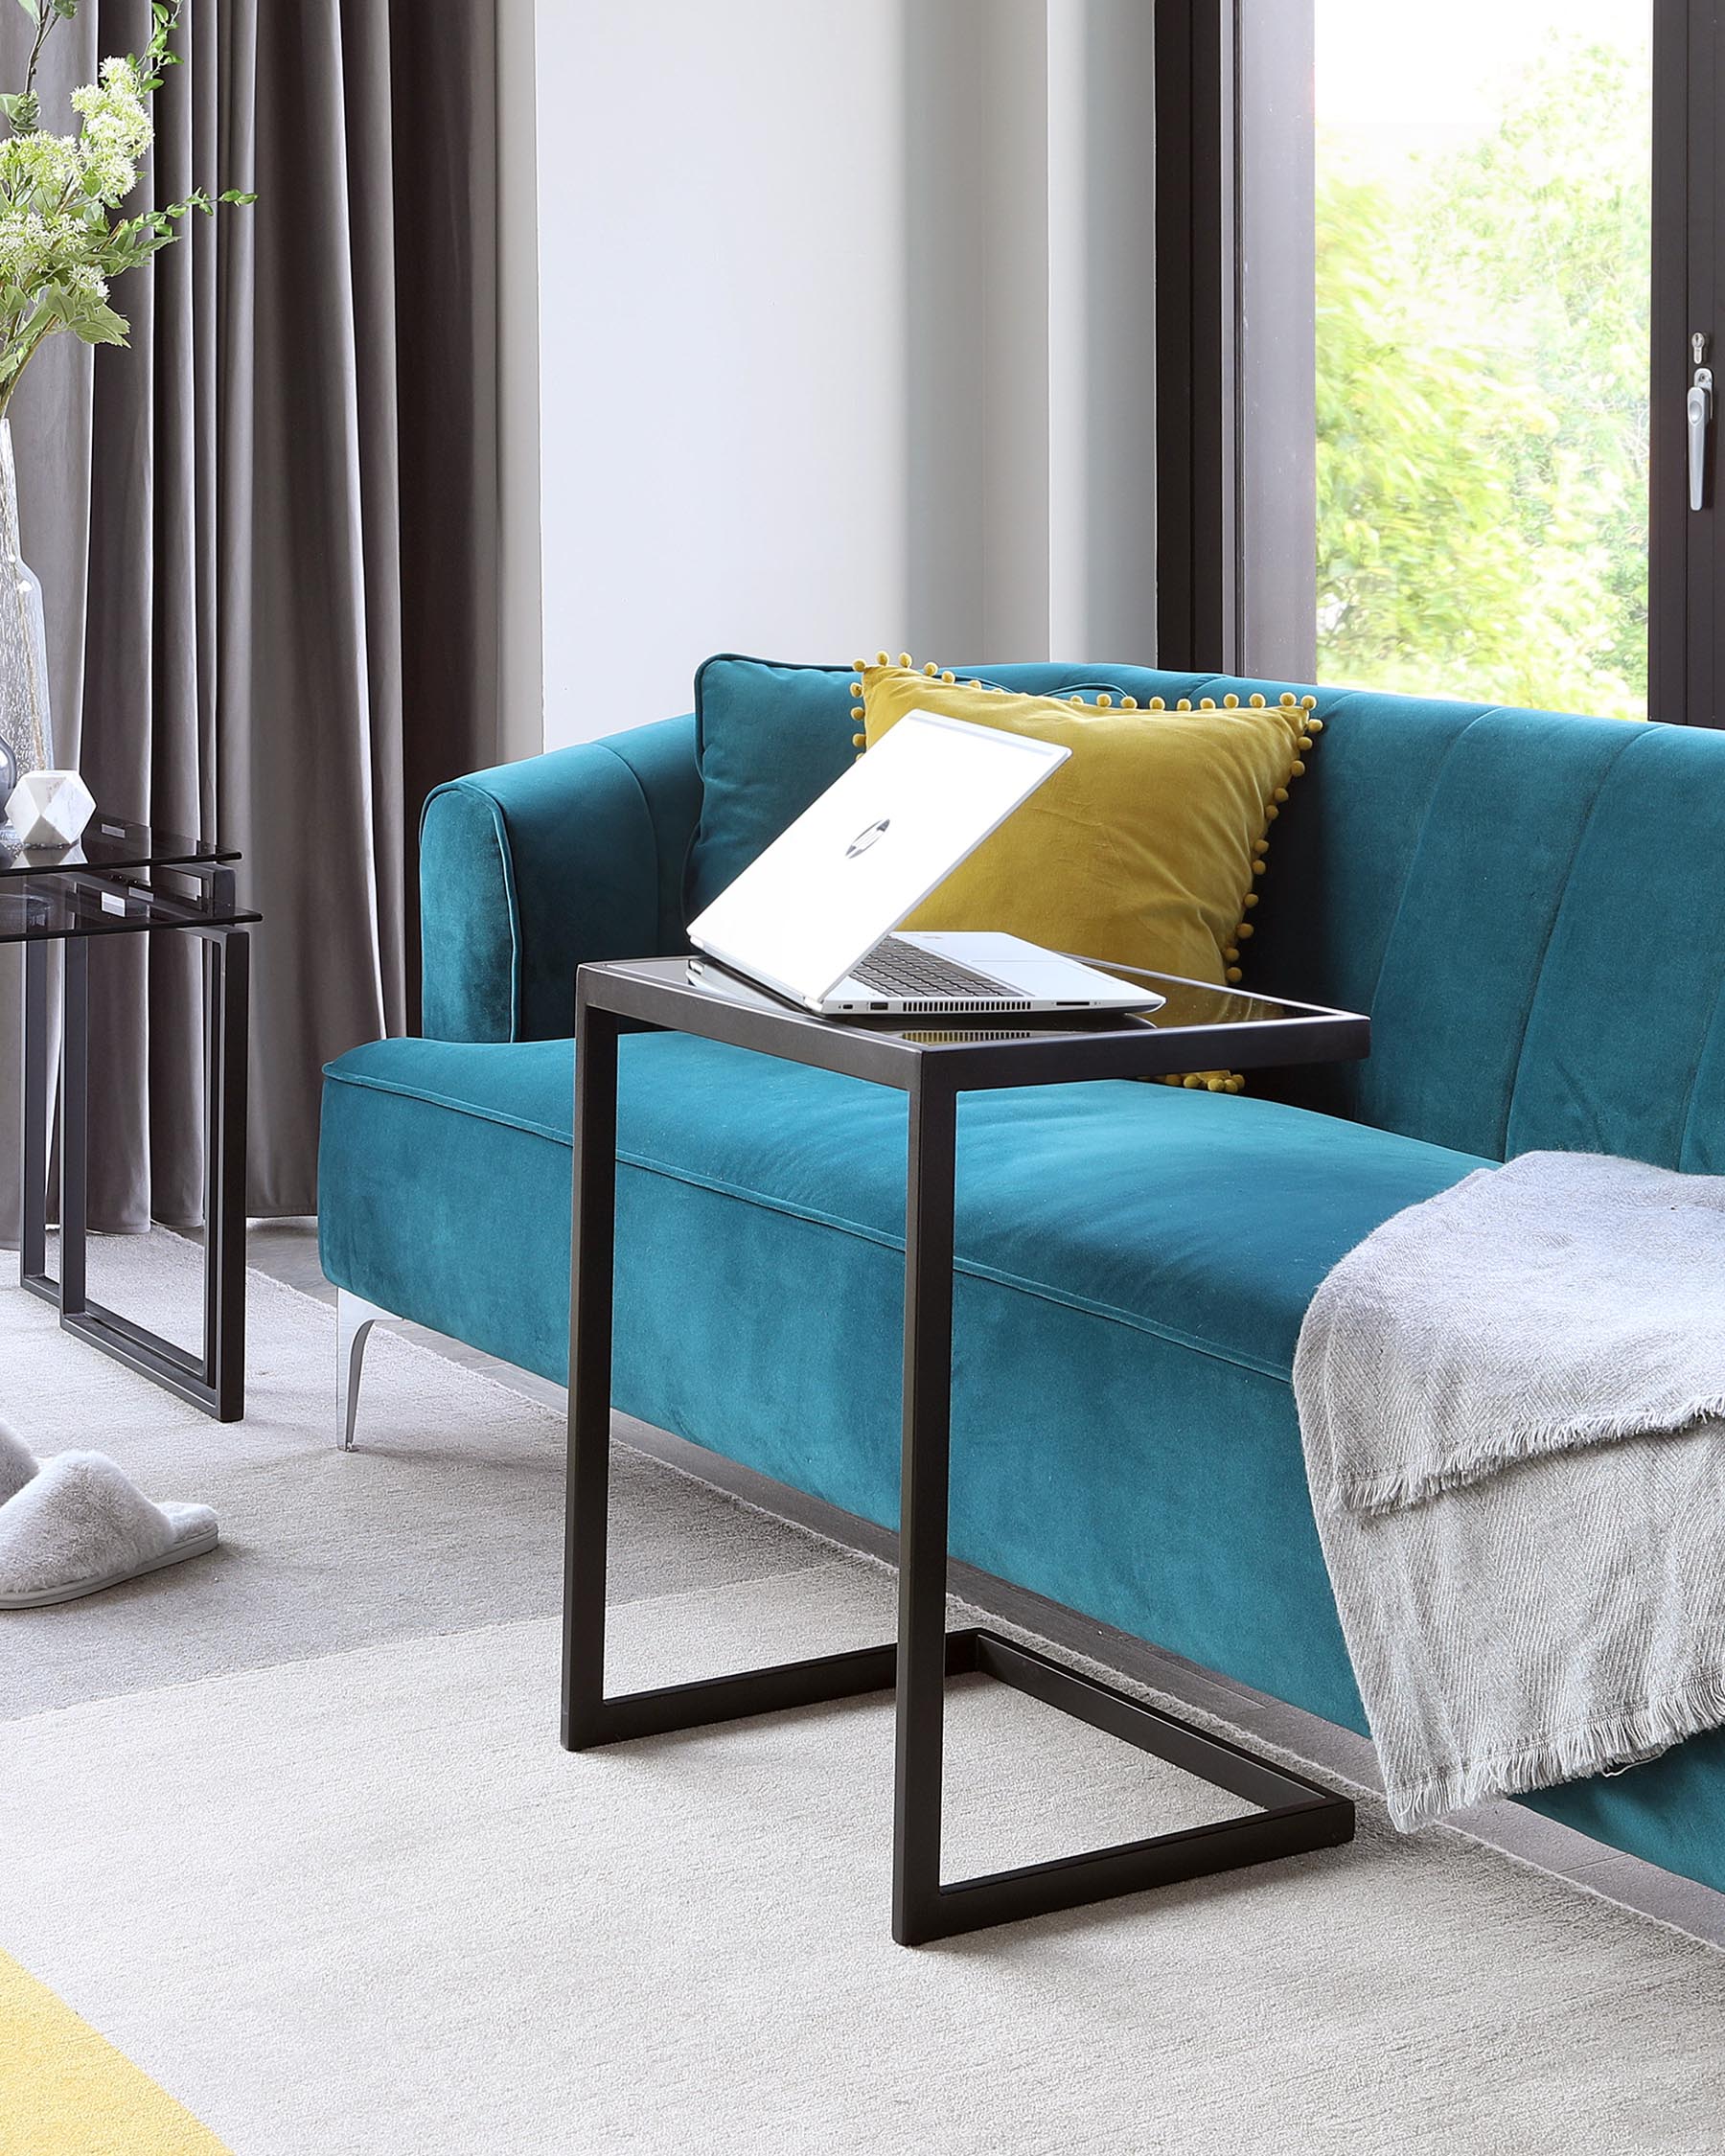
847, 658, 1325, 1093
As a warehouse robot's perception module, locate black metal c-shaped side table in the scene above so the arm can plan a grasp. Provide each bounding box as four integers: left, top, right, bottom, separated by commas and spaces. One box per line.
563, 955, 1368, 1946
8, 814, 259, 1421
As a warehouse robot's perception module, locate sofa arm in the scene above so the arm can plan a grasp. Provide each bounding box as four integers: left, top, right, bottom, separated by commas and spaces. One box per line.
420, 712, 701, 1043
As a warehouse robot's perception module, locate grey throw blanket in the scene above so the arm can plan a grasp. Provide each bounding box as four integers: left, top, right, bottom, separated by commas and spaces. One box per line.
1295, 1151, 1725, 1830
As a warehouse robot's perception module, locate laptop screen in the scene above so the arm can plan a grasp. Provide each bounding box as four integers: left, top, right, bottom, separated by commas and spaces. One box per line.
686, 709, 1068, 1006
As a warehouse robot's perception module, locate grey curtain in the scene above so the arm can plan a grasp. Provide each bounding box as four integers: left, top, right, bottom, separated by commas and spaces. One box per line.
0, 0, 500, 1231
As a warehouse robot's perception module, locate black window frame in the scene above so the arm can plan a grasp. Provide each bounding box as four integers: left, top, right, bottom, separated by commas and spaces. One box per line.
1157, 0, 1710, 722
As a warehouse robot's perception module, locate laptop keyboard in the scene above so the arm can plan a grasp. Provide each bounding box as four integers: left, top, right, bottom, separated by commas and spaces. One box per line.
850, 936, 1018, 1001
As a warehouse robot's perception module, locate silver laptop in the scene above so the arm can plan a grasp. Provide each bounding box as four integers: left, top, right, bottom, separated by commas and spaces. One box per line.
685, 708, 1163, 1017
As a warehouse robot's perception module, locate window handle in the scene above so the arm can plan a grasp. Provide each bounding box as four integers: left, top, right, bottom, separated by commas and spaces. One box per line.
1690, 332, 1713, 513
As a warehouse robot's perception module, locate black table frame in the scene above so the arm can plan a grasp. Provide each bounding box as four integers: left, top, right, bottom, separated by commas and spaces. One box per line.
17, 858, 254, 1422
563, 959, 1367, 1946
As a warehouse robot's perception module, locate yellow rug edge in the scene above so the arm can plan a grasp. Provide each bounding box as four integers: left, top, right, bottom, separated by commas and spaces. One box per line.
0, 1946, 232, 2156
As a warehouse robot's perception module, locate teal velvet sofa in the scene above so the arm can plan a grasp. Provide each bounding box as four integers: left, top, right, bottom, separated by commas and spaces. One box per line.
319, 659, 1725, 1895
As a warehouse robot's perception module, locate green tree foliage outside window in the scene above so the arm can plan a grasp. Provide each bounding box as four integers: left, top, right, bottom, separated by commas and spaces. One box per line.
1317, 38, 1650, 719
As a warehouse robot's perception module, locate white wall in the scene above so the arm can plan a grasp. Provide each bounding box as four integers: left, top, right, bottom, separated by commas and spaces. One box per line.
497, 0, 544, 763
535, 0, 908, 744
527, 0, 1158, 750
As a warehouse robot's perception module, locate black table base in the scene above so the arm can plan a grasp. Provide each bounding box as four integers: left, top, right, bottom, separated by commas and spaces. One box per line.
566, 1616, 1352, 1945
563, 978, 1358, 1947
17, 856, 253, 1422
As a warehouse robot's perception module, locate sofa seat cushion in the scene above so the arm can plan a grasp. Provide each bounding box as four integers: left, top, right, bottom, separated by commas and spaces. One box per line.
321, 1032, 1487, 1384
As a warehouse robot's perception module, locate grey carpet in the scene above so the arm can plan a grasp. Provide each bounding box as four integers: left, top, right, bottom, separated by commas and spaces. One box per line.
2, 1235, 1724, 2154
1, 1233, 826, 1717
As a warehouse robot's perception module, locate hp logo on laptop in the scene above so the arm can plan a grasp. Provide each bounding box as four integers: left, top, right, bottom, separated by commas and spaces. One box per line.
846, 817, 890, 859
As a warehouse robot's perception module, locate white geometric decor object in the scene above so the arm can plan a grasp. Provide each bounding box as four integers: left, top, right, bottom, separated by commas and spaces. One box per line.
6, 768, 95, 848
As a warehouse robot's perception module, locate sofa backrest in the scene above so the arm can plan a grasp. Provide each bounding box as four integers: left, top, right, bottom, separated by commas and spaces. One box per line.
686, 655, 1229, 917
1241, 684, 1725, 1172
682, 655, 1725, 1171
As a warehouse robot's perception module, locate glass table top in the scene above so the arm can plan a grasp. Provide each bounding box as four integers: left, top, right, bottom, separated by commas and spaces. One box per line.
587, 953, 1368, 1094
0, 812, 237, 880
0, 870, 258, 946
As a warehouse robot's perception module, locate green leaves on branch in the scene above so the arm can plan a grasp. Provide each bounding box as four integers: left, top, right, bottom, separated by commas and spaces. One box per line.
102, 188, 256, 277
39, 281, 124, 344
141, 1, 182, 92
13, 3, 79, 127
0, 0, 252, 415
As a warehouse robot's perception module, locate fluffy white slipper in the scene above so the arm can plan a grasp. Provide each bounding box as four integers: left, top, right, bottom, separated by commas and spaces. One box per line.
0, 1452, 217, 1610
0, 1419, 37, 1506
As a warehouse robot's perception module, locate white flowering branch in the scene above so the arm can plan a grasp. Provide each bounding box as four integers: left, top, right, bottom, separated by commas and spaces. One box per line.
0, 0, 253, 417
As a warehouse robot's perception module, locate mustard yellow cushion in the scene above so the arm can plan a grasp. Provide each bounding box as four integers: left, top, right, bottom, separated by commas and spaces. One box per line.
856, 662, 1318, 993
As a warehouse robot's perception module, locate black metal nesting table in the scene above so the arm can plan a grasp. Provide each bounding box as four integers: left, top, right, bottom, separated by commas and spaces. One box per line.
563, 955, 1369, 1946
6, 815, 260, 1421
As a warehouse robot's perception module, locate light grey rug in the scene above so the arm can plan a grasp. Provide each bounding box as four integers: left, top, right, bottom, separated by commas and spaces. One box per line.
2, 1235, 1724, 2155
0, 1233, 825, 1717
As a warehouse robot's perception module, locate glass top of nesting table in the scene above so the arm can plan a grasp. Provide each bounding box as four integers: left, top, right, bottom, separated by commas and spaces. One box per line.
0, 812, 237, 880
0, 871, 258, 946
0, 812, 252, 944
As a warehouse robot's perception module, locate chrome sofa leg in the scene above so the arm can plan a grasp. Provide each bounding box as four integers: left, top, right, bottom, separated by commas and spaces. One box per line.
337, 1289, 398, 1452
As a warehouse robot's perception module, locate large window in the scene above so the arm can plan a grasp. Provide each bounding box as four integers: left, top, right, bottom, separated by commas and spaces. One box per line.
1314, 2, 1653, 716
1152, 4, 1725, 722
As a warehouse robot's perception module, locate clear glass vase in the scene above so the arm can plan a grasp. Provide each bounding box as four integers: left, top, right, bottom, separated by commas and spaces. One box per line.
0, 416, 52, 828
